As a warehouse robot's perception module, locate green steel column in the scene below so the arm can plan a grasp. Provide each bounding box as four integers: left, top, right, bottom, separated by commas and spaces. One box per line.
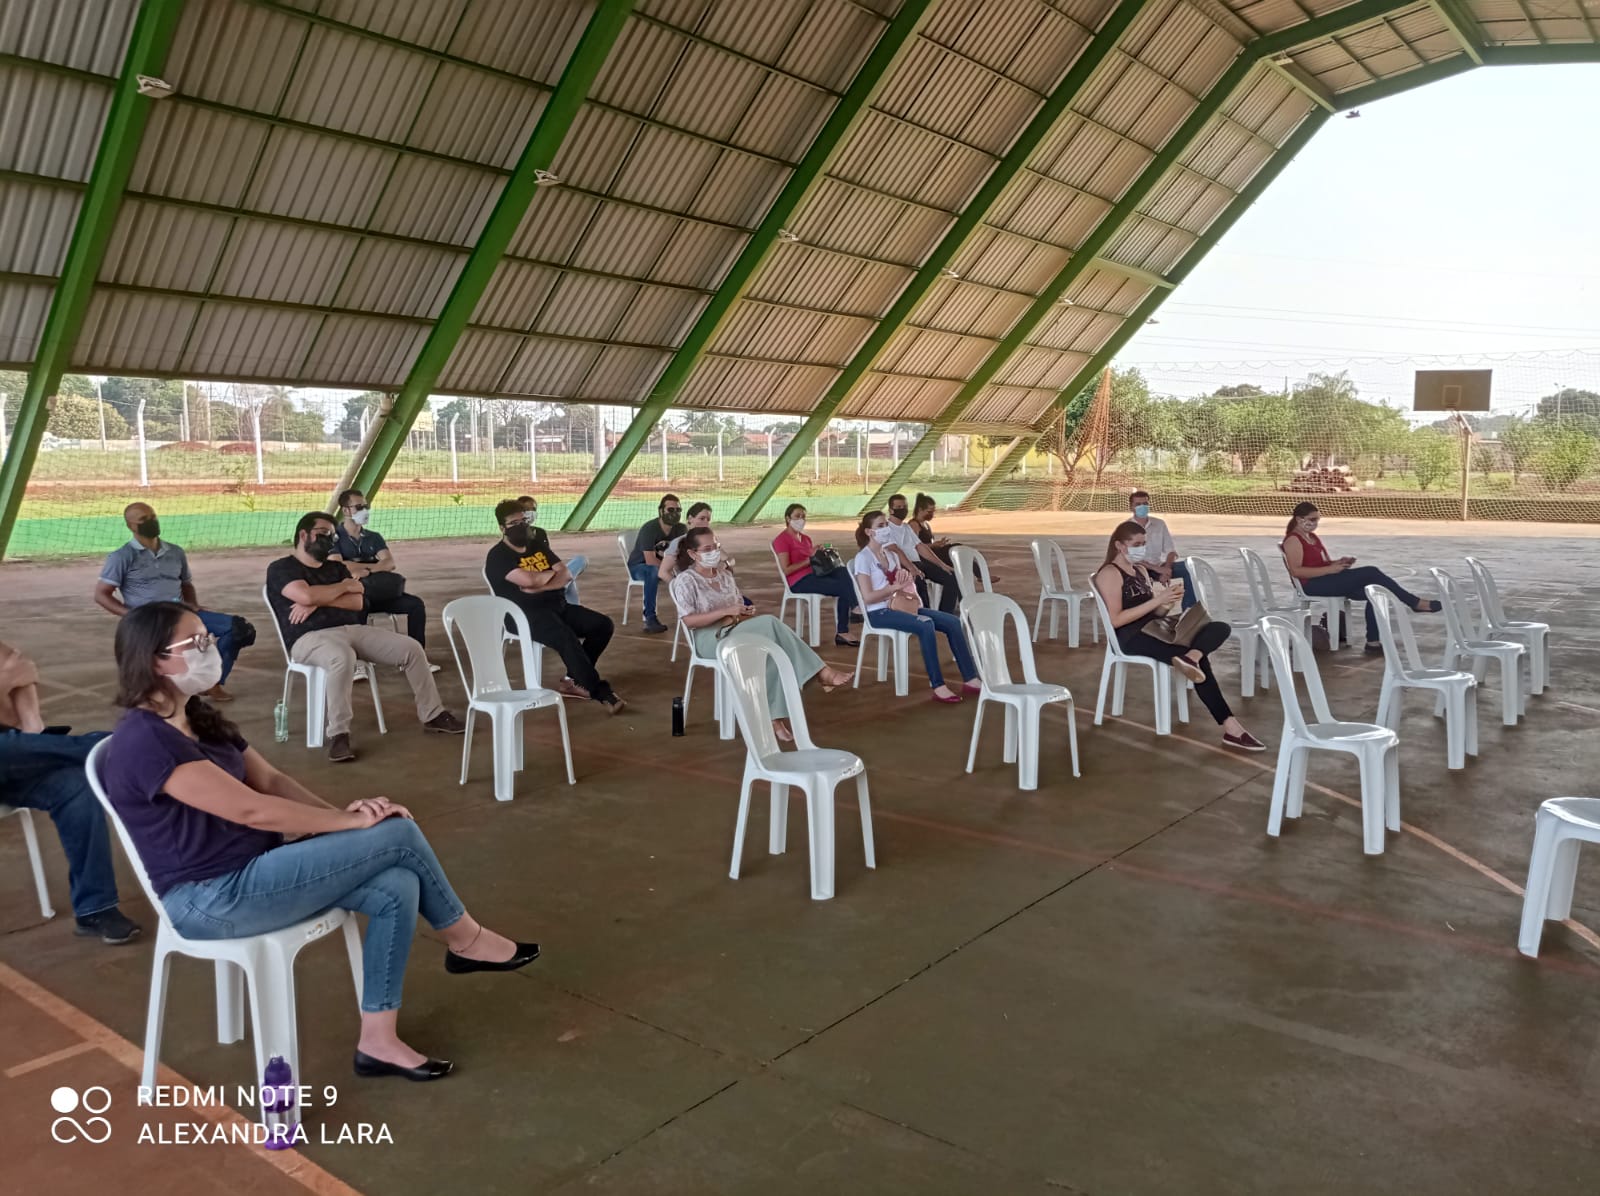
729, 0, 1150, 525
349, 0, 635, 501
561, 0, 936, 532
952, 434, 1036, 512
0, 0, 188, 561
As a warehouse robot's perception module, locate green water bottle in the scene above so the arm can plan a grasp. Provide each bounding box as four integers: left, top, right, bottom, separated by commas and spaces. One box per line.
273, 700, 289, 743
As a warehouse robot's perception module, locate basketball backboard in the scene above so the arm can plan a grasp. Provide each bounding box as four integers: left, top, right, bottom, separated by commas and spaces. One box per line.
1414, 369, 1492, 412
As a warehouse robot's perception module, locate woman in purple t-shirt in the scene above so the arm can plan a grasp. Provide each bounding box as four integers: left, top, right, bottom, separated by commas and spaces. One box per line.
105, 602, 538, 1083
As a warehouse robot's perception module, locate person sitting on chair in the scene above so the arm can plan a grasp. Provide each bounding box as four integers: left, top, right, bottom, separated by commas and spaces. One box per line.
885, 494, 957, 613
516, 495, 586, 605
852, 511, 978, 703
95, 502, 253, 702
103, 602, 539, 1083
1281, 501, 1440, 652
657, 501, 717, 581
0, 640, 141, 944
1128, 488, 1194, 611
771, 503, 857, 646
486, 500, 627, 715
266, 512, 465, 763
625, 494, 681, 634
907, 493, 955, 568
1092, 520, 1263, 752
330, 489, 429, 649
671, 527, 851, 742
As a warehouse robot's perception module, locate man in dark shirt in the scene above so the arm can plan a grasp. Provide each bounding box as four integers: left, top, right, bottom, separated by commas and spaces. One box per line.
625, 493, 681, 634
486, 499, 627, 715
331, 488, 428, 646
266, 512, 464, 762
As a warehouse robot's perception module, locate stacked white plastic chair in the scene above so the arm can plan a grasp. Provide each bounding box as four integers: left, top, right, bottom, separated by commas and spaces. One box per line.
1517, 797, 1600, 957
948, 545, 994, 602
1465, 556, 1549, 695
847, 565, 911, 696
718, 637, 874, 901
443, 596, 575, 802
1185, 554, 1268, 698
262, 583, 385, 749
85, 739, 363, 1110
616, 533, 644, 625
961, 593, 1079, 790
1, 805, 53, 918
1430, 568, 1525, 727
770, 546, 822, 646
1367, 586, 1478, 770
1259, 616, 1399, 855
1029, 538, 1097, 647
1087, 581, 1190, 735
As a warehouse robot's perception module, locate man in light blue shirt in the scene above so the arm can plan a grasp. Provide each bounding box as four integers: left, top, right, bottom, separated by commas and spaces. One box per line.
94, 502, 252, 700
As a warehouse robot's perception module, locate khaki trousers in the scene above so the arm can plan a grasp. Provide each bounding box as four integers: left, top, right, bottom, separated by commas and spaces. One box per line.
290, 625, 442, 737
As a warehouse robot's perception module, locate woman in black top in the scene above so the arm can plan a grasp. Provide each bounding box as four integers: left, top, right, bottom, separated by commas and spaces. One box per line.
1092, 520, 1264, 752
908, 493, 954, 568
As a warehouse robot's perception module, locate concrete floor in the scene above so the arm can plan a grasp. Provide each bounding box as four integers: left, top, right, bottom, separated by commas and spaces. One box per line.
2, 512, 1598, 1195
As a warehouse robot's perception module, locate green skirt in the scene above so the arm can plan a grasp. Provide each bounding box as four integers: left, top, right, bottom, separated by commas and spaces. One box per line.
690, 614, 823, 718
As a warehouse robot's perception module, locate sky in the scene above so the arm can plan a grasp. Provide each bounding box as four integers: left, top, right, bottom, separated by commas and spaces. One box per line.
1120, 64, 1600, 418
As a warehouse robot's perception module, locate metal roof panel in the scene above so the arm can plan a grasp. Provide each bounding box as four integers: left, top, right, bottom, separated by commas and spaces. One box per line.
734, 70, 834, 162
0, 0, 137, 75
438, 327, 523, 392
368, 155, 505, 245
472, 259, 560, 330
101, 199, 232, 293
301, 314, 428, 387
242, 124, 395, 226
180, 301, 321, 377
650, 219, 746, 288
578, 345, 672, 399
279, 26, 434, 142
167, 0, 305, 111
506, 185, 602, 262
333, 239, 464, 320
446, 0, 592, 81
780, 0, 885, 91
134, 103, 271, 207
0, 67, 109, 181
500, 336, 603, 396
570, 204, 680, 276
76, 290, 198, 374
408, 63, 546, 170
0, 177, 79, 275
315, 0, 470, 54
686, 149, 789, 226
208, 216, 355, 306
611, 284, 706, 343
0, 279, 53, 364
535, 273, 639, 339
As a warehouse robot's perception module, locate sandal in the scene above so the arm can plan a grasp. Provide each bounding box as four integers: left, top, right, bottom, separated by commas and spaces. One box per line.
834, 634, 860, 647
819, 668, 854, 691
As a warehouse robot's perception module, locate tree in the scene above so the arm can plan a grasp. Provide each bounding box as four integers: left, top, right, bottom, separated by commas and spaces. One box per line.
337, 392, 385, 441
48, 394, 128, 439
1290, 371, 1364, 464
1408, 429, 1456, 491
1533, 427, 1598, 491
1536, 388, 1600, 438
1499, 417, 1547, 483
102, 376, 188, 439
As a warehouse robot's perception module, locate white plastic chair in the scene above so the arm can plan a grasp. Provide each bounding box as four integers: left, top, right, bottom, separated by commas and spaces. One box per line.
1466, 556, 1549, 695
949, 545, 994, 603
1367, 586, 1478, 770
1, 805, 54, 918
1239, 548, 1312, 668
480, 565, 547, 688
848, 565, 911, 696
1259, 617, 1399, 855
961, 593, 1079, 790
443, 596, 574, 802
771, 546, 822, 646
1518, 797, 1600, 957
84, 739, 362, 1109
1029, 538, 1097, 647
678, 619, 735, 739
1431, 568, 1525, 727
617, 533, 644, 625
718, 637, 874, 901
1088, 577, 1190, 734
1185, 554, 1268, 698
262, 584, 385, 749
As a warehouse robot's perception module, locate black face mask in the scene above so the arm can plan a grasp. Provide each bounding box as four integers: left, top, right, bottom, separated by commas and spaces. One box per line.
504, 525, 531, 550
306, 533, 334, 562
890, 507, 907, 520
136, 517, 160, 539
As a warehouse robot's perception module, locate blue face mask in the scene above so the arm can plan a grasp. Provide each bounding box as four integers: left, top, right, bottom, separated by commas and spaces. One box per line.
1133, 503, 1149, 519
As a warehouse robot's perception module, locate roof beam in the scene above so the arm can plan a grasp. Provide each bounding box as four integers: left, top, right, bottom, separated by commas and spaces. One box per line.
1481, 43, 1600, 65
0, 0, 188, 561
950, 435, 1036, 513
348, 0, 635, 501
1425, 0, 1485, 64
1261, 55, 1338, 112
1333, 54, 1478, 109
560, 0, 936, 531
726, 0, 1151, 525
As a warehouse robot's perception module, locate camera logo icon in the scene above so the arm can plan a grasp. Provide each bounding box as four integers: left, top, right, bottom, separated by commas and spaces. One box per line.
50, 1085, 113, 1143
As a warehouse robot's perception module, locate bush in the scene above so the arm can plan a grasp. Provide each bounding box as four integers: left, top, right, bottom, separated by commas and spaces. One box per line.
1409, 432, 1457, 492
47, 394, 127, 440
1534, 429, 1599, 491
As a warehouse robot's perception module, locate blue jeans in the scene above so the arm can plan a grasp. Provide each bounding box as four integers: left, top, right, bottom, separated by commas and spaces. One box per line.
865, 607, 977, 690
1168, 559, 1196, 611
195, 608, 242, 683
564, 554, 587, 605
0, 729, 119, 918
162, 818, 467, 1013
1302, 566, 1422, 644
629, 562, 660, 623
788, 569, 858, 635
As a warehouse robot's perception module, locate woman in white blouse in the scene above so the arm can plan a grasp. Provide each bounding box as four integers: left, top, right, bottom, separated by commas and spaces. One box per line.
852, 511, 979, 704
669, 527, 852, 741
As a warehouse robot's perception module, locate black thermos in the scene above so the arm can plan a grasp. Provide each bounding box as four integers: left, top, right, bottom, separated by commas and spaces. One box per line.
671, 696, 685, 736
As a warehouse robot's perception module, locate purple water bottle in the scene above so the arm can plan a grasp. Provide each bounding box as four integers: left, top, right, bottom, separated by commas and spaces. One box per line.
262, 1055, 296, 1149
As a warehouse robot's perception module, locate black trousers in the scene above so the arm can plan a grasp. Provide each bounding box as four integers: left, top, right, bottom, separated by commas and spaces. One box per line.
522, 601, 616, 704
365, 590, 427, 646
916, 560, 960, 614
1118, 619, 1234, 724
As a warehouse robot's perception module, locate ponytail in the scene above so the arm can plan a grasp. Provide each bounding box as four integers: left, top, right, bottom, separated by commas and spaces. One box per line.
1286, 501, 1318, 539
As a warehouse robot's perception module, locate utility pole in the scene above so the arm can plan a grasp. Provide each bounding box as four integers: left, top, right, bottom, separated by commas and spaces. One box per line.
136, 399, 148, 487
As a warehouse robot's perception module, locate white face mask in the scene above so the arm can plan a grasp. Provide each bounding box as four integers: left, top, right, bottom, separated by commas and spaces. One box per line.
171, 645, 223, 695
696, 548, 723, 567
350, 508, 370, 527
1125, 544, 1149, 562
873, 526, 895, 545
790, 517, 806, 533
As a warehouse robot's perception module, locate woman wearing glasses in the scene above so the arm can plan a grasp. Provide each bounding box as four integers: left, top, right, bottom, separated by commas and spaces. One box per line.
670, 527, 852, 741
102, 602, 539, 1082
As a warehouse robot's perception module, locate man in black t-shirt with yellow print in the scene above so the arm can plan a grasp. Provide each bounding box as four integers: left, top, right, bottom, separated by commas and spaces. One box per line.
484, 499, 626, 715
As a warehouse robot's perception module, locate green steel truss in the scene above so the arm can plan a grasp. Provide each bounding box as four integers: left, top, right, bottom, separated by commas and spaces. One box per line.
729, 0, 1149, 525
348, 0, 635, 502
0, 0, 188, 561
559, 0, 937, 532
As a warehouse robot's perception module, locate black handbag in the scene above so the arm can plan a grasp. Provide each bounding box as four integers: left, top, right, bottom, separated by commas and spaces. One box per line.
228, 614, 257, 649
361, 570, 407, 605
809, 547, 844, 576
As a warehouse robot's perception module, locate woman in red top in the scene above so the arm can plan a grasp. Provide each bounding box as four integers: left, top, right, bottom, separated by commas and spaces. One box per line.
1282, 501, 1439, 651
771, 503, 859, 646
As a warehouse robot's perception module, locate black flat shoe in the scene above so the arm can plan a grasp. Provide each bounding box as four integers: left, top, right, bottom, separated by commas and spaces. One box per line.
352, 1050, 454, 1081
444, 941, 540, 974
834, 635, 860, 647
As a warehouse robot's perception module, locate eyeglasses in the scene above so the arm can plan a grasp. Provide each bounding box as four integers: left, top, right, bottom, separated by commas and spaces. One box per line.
348, 503, 369, 512
161, 632, 214, 656
662, 507, 682, 518
503, 517, 529, 530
